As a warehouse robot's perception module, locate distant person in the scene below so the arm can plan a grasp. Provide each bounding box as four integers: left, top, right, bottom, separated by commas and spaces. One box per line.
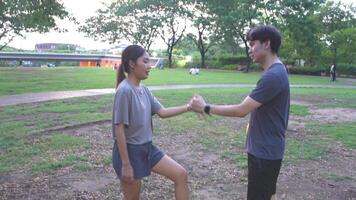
112, 45, 190, 200
194, 67, 200, 75
330, 64, 336, 81
189, 67, 199, 75
190, 25, 290, 200
113, 63, 118, 70
96, 62, 101, 67
156, 59, 164, 70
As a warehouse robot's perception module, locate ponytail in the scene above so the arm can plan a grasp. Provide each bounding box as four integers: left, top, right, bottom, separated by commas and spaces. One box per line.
116, 64, 126, 88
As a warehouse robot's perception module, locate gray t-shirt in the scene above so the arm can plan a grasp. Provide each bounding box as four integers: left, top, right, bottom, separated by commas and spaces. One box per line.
247, 63, 290, 160
112, 79, 162, 144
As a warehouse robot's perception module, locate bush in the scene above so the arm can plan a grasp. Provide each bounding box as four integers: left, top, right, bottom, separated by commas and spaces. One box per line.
336, 63, 356, 76
281, 58, 296, 66
213, 54, 249, 65
222, 64, 238, 70
288, 64, 356, 76
289, 66, 326, 76
218, 63, 262, 72
248, 63, 262, 71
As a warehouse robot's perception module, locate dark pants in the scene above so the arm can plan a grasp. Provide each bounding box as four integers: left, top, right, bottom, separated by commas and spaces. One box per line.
331, 72, 336, 81
247, 153, 282, 200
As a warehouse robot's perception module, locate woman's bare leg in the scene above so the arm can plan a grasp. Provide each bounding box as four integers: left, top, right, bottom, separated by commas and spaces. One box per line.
152, 155, 189, 200
120, 180, 141, 200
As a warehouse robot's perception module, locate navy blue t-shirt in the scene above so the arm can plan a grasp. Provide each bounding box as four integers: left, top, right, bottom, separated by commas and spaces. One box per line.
247, 63, 290, 160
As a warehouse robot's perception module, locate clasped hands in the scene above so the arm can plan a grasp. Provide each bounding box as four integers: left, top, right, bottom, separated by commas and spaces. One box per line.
187, 95, 209, 117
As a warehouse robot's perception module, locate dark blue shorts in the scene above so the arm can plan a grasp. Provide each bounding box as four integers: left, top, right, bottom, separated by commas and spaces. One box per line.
112, 141, 164, 179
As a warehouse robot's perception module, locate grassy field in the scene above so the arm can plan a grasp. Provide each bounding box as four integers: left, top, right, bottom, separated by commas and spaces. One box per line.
0, 66, 355, 96
1, 67, 355, 199
1, 87, 355, 174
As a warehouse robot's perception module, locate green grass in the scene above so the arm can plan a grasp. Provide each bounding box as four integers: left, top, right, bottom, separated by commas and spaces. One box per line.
1, 67, 355, 96
0, 67, 116, 96
32, 155, 88, 173
290, 104, 310, 116
310, 122, 356, 149
101, 155, 113, 166
1, 87, 355, 174
0, 95, 111, 156
292, 88, 356, 108
74, 162, 92, 172
285, 122, 356, 164
0, 96, 109, 173
284, 137, 327, 163
0, 134, 89, 173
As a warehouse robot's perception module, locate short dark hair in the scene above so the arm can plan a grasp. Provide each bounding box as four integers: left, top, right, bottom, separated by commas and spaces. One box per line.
246, 25, 281, 54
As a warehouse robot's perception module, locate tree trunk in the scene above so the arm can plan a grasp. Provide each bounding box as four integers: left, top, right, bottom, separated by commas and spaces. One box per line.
200, 49, 206, 69
167, 46, 173, 68
241, 34, 251, 73
332, 45, 337, 68
197, 30, 208, 69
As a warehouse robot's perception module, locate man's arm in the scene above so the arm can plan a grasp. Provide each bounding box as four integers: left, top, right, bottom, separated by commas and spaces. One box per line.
191, 95, 261, 117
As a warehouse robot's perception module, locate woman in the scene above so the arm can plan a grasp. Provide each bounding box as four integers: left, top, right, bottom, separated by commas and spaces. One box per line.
112, 45, 190, 200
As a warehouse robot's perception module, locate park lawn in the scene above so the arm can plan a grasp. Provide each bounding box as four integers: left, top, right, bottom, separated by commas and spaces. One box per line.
0, 67, 355, 96
291, 87, 356, 108
1, 87, 355, 174
309, 122, 356, 149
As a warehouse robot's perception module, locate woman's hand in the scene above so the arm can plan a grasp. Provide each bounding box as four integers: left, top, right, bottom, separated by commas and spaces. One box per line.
121, 163, 134, 183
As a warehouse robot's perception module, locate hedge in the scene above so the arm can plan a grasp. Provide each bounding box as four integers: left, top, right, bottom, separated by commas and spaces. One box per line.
288, 63, 356, 76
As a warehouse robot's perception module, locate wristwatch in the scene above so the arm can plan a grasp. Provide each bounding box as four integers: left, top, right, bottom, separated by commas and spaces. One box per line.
204, 104, 211, 115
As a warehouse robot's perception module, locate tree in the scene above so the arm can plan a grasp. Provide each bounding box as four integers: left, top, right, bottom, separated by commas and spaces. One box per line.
267, 0, 326, 66
152, 0, 188, 68
317, 1, 356, 67
175, 36, 197, 55
207, 0, 260, 72
80, 1, 161, 52
186, 0, 218, 69
0, 0, 70, 50
160, 16, 186, 68
331, 27, 356, 64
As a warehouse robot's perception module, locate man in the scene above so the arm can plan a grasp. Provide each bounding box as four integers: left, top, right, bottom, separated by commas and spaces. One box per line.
330, 64, 336, 81
190, 25, 290, 200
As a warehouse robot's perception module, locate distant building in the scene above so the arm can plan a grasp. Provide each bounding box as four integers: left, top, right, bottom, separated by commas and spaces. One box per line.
0, 52, 159, 68
107, 43, 130, 55
35, 43, 81, 52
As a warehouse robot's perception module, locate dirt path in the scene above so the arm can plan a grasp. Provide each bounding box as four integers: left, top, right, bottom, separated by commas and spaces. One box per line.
1, 111, 355, 199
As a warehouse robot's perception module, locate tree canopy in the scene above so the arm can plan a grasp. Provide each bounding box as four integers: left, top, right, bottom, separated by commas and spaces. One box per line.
81, 0, 356, 70
0, 0, 70, 50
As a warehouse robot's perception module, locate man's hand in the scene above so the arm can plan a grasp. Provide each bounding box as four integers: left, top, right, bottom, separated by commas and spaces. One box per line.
191, 95, 206, 113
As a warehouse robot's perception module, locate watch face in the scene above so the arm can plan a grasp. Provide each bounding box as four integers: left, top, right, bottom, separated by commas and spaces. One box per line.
204, 105, 210, 114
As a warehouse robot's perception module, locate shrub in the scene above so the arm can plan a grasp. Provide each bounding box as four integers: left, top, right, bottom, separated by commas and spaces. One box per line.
288, 66, 326, 76
336, 63, 356, 76
222, 64, 238, 70
214, 54, 249, 65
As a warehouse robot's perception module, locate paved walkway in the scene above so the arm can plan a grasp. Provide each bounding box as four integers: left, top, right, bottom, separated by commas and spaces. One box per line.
1, 84, 355, 107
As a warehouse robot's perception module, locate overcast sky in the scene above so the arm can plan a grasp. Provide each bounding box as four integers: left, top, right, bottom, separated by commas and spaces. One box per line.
9, 0, 114, 50
7, 0, 355, 51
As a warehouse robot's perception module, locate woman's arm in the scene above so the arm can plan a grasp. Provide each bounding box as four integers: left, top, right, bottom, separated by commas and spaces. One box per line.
156, 104, 191, 118
115, 123, 134, 182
